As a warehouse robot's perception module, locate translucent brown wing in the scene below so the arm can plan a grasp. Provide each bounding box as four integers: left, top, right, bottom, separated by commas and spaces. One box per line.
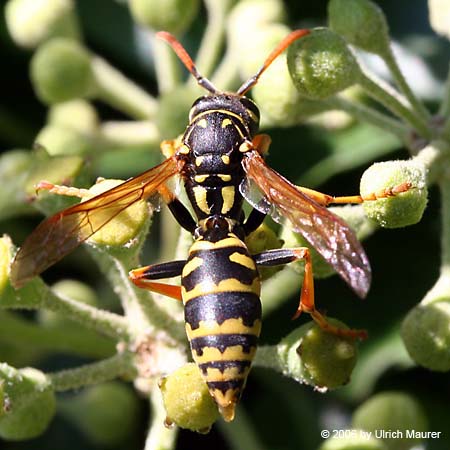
10, 156, 182, 288
241, 151, 371, 297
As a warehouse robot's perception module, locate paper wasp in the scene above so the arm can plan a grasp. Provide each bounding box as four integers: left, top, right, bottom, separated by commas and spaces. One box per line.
10, 29, 409, 421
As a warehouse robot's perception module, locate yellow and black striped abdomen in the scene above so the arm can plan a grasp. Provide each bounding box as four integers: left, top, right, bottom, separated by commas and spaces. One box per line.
181, 235, 261, 421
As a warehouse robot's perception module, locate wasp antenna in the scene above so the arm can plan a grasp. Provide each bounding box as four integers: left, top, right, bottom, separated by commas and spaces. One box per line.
237, 29, 311, 96
156, 31, 220, 95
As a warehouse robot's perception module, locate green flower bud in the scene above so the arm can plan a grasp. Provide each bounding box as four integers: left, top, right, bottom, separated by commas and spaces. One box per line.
25, 154, 84, 197
360, 160, 428, 228
0, 365, 55, 440
352, 392, 428, 450
30, 38, 95, 104
253, 54, 329, 127
319, 432, 387, 450
48, 100, 99, 135
160, 363, 219, 433
129, 0, 199, 34
429, 0, 450, 39
228, 0, 286, 35
35, 124, 91, 156
59, 382, 139, 446
328, 0, 389, 55
0, 150, 33, 220
278, 321, 357, 388
246, 223, 283, 280
84, 179, 150, 247
287, 28, 360, 100
5, 0, 80, 49
156, 86, 195, 139
401, 297, 450, 371
232, 23, 291, 80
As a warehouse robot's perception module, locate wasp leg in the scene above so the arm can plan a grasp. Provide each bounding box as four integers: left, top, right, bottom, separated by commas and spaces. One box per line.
158, 184, 197, 233
129, 260, 185, 301
243, 208, 266, 235
253, 248, 367, 339
298, 183, 412, 206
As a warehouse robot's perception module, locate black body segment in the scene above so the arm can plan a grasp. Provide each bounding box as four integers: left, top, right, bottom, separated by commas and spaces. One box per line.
181, 230, 262, 421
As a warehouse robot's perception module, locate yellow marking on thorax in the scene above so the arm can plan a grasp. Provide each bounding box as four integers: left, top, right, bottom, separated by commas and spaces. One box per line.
218, 174, 232, 182
194, 174, 209, 183
195, 156, 205, 166
221, 155, 230, 165
185, 318, 262, 340
182, 257, 204, 277
190, 236, 246, 252
182, 278, 261, 303
197, 118, 208, 128
192, 345, 257, 364
221, 185, 235, 214
190, 110, 247, 138
221, 118, 233, 128
178, 144, 190, 155
229, 252, 256, 270
192, 186, 210, 214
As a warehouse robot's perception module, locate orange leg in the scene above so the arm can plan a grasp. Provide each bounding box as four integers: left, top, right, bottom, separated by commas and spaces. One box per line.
254, 247, 367, 339
129, 261, 185, 301
298, 183, 412, 206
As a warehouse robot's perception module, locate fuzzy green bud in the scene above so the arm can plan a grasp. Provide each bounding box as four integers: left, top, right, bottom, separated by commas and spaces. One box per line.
129, 0, 199, 34
429, 0, 450, 39
0, 365, 55, 440
5, 0, 80, 49
253, 51, 329, 126
84, 179, 149, 247
360, 160, 427, 228
319, 433, 387, 450
328, 0, 389, 55
0, 237, 13, 295
160, 363, 219, 433
287, 28, 360, 100
48, 100, 99, 135
228, 0, 285, 33
401, 297, 450, 371
59, 382, 139, 446
278, 321, 357, 388
30, 38, 95, 104
35, 124, 91, 156
352, 392, 428, 450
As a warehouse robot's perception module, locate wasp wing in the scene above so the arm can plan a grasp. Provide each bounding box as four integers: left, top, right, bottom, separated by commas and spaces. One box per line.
10, 156, 182, 288
241, 151, 371, 298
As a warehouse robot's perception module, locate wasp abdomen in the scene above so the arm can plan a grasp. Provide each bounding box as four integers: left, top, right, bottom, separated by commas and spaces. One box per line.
181, 234, 262, 421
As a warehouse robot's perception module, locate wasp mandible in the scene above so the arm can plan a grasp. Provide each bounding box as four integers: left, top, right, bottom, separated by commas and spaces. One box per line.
10, 29, 410, 421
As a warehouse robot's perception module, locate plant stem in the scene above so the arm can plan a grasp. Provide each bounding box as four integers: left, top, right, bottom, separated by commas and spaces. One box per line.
42, 288, 131, 340
0, 311, 114, 359
190, 0, 234, 83
413, 140, 450, 184
98, 121, 160, 150
49, 351, 136, 391
382, 46, 431, 122
439, 62, 450, 117
144, 389, 178, 450
89, 245, 185, 344
439, 176, 450, 272
91, 55, 158, 120
358, 70, 432, 140
327, 96, 410, 143
253, 344, 283, 372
